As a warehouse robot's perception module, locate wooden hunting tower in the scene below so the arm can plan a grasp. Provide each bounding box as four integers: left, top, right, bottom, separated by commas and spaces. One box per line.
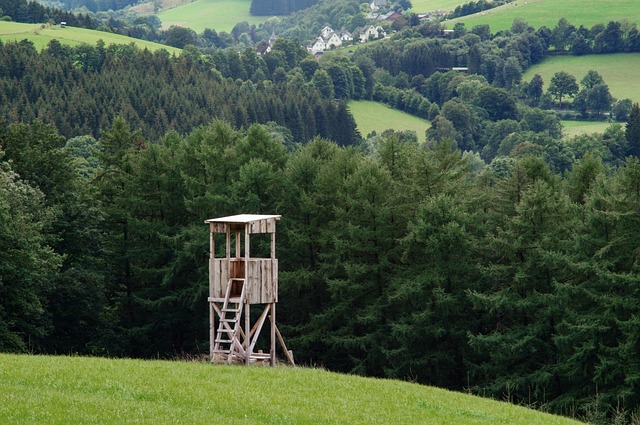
205, 214, 294, 366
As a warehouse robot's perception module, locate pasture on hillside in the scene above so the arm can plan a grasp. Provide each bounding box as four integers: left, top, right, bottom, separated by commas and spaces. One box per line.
446, 0, 640, 32
0, 22, 181, 53
523, 53, 640, 104
348, 100, 430, 143
409, 0, 466, 13
561, 120, 616, 138
0, 354, 586, 425
157, 0, 272, 33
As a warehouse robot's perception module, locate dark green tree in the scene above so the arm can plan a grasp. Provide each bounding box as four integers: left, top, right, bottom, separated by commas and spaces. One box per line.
626, 102, 640, 158
0, 159, 62, 352
548, 71, 579, 108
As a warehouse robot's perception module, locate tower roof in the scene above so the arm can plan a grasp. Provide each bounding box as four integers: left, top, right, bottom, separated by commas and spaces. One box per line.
205, 214, 281, 224
205, 214, 281, 234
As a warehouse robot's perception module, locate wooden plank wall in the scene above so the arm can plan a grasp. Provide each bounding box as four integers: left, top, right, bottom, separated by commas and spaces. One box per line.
248, 218, 277, 234
212, 258, 266, 299
246, 259, 278, 304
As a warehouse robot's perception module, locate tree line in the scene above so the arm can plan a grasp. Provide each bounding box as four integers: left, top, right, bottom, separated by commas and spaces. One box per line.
0, 39, 359, 145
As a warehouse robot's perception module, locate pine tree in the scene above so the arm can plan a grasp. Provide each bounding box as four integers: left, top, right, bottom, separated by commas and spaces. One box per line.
468, 157, 575, 406
626, 102, 640, 158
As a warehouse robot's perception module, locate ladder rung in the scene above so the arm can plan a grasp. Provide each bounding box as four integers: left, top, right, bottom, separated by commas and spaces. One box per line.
215, 339, 232, 343
221, 318, 236, 322
222, 308, 239, 313
228, 297, 242, 303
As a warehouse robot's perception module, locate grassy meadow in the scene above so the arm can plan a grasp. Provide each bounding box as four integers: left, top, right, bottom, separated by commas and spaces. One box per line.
348, 100, 431, 142
446, 0, 640, 32
561, 120, 616, 138
0, 354, 586, 425
0, 22, 181, 53
157, 0, 273, 33
523, 53, 640, 103
409, 0, 466, 13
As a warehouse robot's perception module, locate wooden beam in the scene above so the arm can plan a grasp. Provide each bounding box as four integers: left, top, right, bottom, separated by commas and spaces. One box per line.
244, 302, 250, 366
247, 305, 271, 355
270, 303, 276, 367
209, 302, 215, 362
275, 325, 295, 366
270, 232, 276, 260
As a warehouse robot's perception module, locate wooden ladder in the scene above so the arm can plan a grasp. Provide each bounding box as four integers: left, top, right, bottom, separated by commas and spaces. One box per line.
212, 278, 246, 363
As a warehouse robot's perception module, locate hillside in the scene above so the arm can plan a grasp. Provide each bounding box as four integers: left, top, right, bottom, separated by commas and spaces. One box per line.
522, 53, 640, 103
157, 0, 271, 33
348, 100, 430, 143
410, 0, 465, 13
447, 0, 640, 32
0, 354, 585, 425
0, 22, 181, 53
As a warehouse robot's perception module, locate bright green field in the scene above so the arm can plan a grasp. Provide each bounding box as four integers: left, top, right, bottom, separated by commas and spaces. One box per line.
523, 53, 640, 103
348, 100, 431, 142
562, 120, 614, 137
410, 0, 466, 13
158, 0, 272, 33
0, 354, 585, 425
447, 0, 640, 32
0, 22, 181, 53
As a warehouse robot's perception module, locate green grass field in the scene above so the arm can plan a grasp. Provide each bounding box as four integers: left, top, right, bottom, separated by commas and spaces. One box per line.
409, 0, 466, 13
0, 22, 181, 53
523, 53, 640, 103
157, 0, 272, 33
348, 100, 431, 142
561, 120, 615, 138
0, 354, 585, 425
447, 0, 640, 32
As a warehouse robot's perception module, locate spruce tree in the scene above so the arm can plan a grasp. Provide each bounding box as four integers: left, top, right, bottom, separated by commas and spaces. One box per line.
626, 102, 640, 158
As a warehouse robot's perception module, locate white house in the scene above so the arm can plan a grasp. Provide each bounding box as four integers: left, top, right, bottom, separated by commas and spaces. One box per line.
369, 0, 387, 10
359, 25, 386, 43
339, 30, 353, 42
321, 26, 334, 39
309, 37, 326, 55
324, 32, 342, 49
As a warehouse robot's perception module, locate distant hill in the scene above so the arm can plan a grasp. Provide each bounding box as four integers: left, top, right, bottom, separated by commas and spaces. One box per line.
157, 0, 272, 33
447, 0, 640, 32
0, 22, 181, 53
0, 354, 586, 425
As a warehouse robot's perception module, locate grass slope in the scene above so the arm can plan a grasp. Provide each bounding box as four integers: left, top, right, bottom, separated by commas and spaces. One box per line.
0, 22, 181, 53
447, 0, 640, 32
348, 100, 431, 142
410, 0, 466, 13
562, 120, 616, 138
0, 354, 585, 425
157, 0, 273, 33
522, 53, 640, 103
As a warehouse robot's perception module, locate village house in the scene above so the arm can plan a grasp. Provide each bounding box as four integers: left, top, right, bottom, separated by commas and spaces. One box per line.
308, 26, 353, 54
358, 25, 386, 43
309, 37, 326, 55
369, 0, 387, 11
379, 10, 402, 21
340, 31, 353, 42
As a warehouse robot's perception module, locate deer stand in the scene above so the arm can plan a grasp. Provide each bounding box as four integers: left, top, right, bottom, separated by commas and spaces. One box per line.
206, 214, 294, 366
